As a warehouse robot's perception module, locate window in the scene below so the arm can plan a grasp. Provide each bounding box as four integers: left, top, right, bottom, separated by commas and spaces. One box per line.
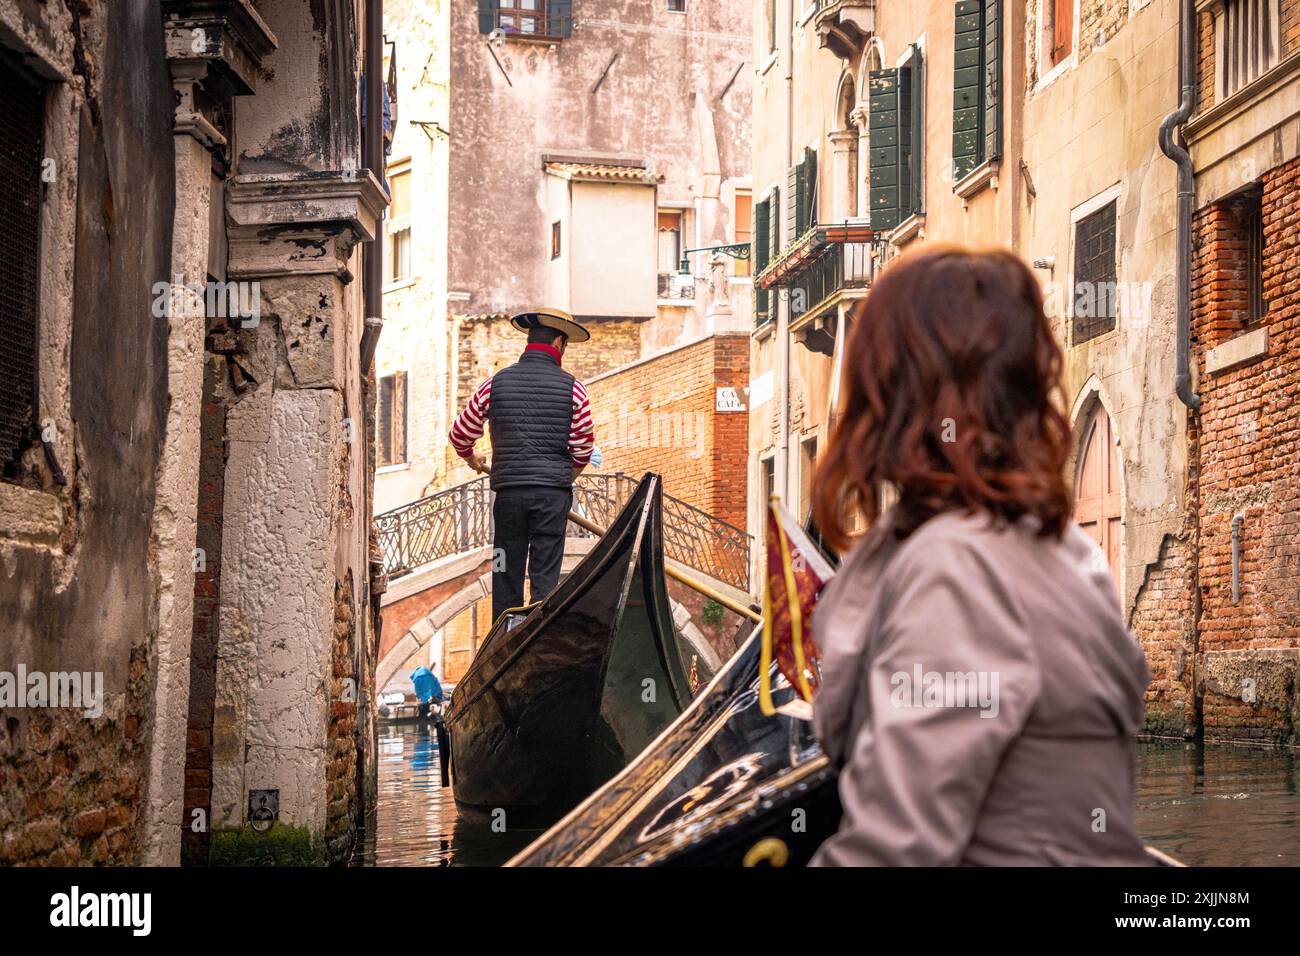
766, 0, 777, 54
786, 147, 818, 241
952, 0, 1002, 181
377, 372, 408, 467
761, 455, 776, 517
668, 0, 686, 11
1214, 0, 1281, 101
0, 55, 44, 476
657, 210, 683, 276
868, 44, 924, 230
799, 436, 818, 525
734, 190, 753, 277
1223, 188, 1267, 333
551, 220, 562, 259
1049, 0, 1074, 68
387, 167, 412, 283
1072, 200, 1118, 344
478, 0, 573, 39
752, 188, 778, 324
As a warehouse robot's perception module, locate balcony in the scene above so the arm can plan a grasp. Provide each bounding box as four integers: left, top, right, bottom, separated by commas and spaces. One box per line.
756, 221, 882, 354
658, 272, 696, 301
814, 0, 877, 61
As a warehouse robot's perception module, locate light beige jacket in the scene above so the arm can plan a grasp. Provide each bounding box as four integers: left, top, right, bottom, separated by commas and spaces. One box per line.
810, 510, 1153, 866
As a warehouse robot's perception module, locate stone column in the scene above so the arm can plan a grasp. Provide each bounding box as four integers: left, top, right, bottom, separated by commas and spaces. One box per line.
208, 171, 384, 864
829, 128, 859, 222
140, 1, 277, 866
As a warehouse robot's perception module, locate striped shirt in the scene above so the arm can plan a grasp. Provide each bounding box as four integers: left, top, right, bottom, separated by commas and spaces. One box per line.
448, 351, 595, 468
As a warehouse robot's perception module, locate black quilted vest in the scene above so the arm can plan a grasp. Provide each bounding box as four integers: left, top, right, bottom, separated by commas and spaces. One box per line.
488, 350, 575, 490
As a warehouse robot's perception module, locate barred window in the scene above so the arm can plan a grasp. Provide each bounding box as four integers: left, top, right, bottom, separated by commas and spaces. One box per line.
0, 55, 44, 475
1215, 0, 1281, 101
1072, 200, 1118, 344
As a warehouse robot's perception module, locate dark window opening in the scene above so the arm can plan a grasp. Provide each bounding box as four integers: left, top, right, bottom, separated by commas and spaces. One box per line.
1241, 193, 1266, 327
668, 0, 686, 11
479, 0, 573, 39
1072, 199, 1118, 344
551, 220, 562, 259
0, 55, 45, 477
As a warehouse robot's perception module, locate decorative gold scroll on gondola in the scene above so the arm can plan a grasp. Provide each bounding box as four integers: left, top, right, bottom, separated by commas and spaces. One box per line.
759, 496, 834, 717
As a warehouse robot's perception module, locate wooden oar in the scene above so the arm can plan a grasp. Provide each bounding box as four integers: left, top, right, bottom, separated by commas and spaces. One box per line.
567, 510, 762, 623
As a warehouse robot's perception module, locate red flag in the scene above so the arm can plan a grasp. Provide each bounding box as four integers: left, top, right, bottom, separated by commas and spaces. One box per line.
760, 497, 835, 716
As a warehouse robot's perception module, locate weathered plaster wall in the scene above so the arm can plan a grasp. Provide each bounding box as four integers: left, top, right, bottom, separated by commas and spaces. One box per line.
0, 0, 176, 865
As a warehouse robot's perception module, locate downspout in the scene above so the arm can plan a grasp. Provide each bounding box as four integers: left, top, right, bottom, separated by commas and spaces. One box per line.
1158, 0, 1200, 411
362, 0, 385, 373
778, 0, 794, 500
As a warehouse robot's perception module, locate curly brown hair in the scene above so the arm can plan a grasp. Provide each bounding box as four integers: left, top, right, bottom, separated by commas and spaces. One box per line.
811, 245, 1072, 551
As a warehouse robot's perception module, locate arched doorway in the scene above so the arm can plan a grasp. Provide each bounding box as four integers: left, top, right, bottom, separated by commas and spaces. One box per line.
1075, 402, 1122, 585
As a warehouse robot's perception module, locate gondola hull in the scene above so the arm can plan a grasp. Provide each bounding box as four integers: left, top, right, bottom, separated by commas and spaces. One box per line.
507, 625, 842, 865
445, 474, 699, 828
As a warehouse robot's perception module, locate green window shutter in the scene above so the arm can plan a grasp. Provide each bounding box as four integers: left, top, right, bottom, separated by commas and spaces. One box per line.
547, 0, 573, 38
868, 68, 901, 231
770, 184, 781, 256
754, 197, 770, 323
952, 1, 983, 181
898, 62, 915, 221
983, 0, 1002, 163
478, 0, 498, 33
786, 164, 800, 244
803, 147, 818, 233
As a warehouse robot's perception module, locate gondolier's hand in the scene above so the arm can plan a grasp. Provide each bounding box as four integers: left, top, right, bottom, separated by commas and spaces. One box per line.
468, 453, 490, 474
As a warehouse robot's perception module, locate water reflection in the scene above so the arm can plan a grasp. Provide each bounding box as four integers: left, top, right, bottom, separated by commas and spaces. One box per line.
354, 724, 542, 867
1134, 740, 1300, 866
359, 726, 1300, 866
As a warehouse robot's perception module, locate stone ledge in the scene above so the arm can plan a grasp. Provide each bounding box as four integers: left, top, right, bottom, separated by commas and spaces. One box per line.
1205, 326, 1268, 376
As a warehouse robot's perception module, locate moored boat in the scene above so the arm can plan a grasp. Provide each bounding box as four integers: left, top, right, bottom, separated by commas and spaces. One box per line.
444, 473, 706, 827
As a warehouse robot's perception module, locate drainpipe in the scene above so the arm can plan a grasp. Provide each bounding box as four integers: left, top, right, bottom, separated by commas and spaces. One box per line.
778, 0, 794, 500
1158, 0, 1200, 410
363, 0, 385, 375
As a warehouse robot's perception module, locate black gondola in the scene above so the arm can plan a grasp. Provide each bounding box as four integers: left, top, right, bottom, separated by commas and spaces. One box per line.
506, 624, 841, 866
444, 473, 706, 828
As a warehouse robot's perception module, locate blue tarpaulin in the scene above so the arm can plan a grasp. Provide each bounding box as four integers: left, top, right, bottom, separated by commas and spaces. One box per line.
411, 666, 444, 703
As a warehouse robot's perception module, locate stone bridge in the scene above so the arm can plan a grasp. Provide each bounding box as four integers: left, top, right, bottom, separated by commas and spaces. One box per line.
374, 473, 755, 692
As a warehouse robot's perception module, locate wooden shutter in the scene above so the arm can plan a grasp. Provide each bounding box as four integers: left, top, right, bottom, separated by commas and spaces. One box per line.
786, 164, 800, 243
983, 0, 1002, 163
754, 196, 770, 322
478, 0, 499, 33
803, 147, 818, 233
898, 60, 916, 221
952, 1, 983, 181
1053, 0, 1073, 63
547, 0, 573, 39
393, 371, 408, 464
868, 68, 901, 231
769, 184, 781, 257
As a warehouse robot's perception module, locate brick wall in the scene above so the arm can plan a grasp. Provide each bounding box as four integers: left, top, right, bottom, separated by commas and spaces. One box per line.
1190, 155, 1300, 743
585, 333, 750, 528
182, 361, 228, 865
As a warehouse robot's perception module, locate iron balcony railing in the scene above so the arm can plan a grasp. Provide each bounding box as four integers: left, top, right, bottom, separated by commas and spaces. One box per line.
375, 472, 752, 592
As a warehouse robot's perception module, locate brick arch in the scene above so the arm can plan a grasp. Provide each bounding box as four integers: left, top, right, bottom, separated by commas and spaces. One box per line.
376, 572, 490, 693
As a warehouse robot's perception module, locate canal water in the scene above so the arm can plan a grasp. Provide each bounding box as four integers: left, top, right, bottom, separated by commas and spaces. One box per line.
356, 724, 1300, 866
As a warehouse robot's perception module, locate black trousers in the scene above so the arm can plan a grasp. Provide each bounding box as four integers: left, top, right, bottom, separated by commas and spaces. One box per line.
491, 485, 572, 622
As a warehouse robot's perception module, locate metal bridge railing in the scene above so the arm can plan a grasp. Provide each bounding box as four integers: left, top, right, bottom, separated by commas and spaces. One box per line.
375, 472, 752, 592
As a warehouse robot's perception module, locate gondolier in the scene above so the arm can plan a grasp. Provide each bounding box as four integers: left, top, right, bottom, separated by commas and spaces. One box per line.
448, 308, 594, 622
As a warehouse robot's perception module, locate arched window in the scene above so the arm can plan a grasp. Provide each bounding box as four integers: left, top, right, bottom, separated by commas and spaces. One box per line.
1074, 402, 1122, 585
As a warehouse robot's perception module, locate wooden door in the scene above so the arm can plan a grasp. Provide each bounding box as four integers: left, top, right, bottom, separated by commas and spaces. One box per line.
1075, 404, 1121, 584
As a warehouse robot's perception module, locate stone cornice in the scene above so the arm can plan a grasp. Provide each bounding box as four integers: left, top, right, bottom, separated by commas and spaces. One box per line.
226, 171, 390, 279
161, 0, 278, 98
